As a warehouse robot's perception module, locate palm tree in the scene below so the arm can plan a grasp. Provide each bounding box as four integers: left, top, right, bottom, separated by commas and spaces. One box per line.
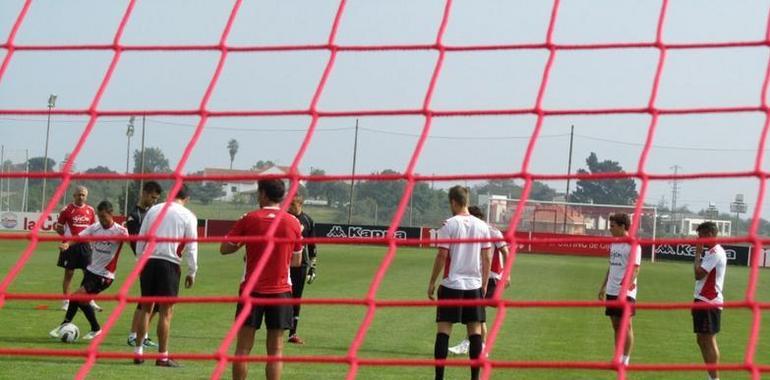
227, 139, 239, 169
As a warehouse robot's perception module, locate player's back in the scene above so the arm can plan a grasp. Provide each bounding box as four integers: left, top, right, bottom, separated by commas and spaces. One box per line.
438, 214, 491, 290
138, 202, 197, 262
234, 207, 302, 294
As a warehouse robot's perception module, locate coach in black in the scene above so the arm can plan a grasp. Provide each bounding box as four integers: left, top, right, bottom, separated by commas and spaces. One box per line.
287, 195, 317, 344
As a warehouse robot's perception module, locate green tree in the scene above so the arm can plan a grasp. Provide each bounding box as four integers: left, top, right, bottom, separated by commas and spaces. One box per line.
306, 168, 349, 207
252, 160, 275, 170
126, 147, 172, 209
188, 182, 225, 205
569, 152, 638, 205
227, 139, 239, 170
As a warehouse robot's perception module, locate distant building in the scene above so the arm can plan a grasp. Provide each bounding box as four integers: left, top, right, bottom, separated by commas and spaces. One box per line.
659, 213, 732, 236
201, 164, 290, 202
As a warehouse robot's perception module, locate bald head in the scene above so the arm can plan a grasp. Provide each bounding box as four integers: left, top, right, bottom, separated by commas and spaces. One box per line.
72, 186, 88, 206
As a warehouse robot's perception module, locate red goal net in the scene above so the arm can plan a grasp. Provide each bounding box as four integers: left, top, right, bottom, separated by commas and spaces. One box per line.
0, 1, 769, 379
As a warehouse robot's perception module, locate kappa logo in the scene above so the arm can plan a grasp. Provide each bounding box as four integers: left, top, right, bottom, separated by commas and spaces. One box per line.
326, 225, 347, 238
325, 225, 408, 239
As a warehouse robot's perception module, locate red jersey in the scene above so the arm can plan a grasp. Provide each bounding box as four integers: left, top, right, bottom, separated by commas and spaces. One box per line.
226, 207, 303, 294
57, 203, 96, 237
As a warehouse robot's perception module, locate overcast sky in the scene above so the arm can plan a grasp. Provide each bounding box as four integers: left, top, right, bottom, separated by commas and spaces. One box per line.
1, 0, 769, 220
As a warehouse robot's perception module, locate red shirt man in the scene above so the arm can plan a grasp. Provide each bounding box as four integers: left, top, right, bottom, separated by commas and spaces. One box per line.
220, 179, 302, 380
54, 186, 96, 311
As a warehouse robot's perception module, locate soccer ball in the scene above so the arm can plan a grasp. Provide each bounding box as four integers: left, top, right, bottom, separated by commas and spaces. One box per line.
59, 323, 80, 343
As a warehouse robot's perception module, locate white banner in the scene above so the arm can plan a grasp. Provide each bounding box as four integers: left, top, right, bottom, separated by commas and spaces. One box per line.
0, 211, 59, 232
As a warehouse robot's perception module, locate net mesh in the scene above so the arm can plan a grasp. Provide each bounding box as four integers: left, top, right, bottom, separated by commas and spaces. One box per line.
0, 0, 769, 379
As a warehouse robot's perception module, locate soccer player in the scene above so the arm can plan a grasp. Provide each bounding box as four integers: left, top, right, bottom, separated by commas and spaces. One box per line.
287, 195, 317, 345
49, 200, 128, 340
448, 205, 509, 356
133, 184, 198, 367
692, 221, 726, 380
54, 186, 97, 311
597, 213, 641, 366
220, 179, 303, 380
125, 181, 163, 349
427, 186, 491, 380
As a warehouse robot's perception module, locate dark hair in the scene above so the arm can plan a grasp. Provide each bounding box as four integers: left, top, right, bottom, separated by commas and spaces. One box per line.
292, 195, 304, 204
175, 184, 190, 200
448, 185, 469, 207
96, 200, 113, 213
609, 213, 631, 231
468, 205, 485, 220
142, 181, 162, 195
258, 179, 285, 203
697, 221, 719, 236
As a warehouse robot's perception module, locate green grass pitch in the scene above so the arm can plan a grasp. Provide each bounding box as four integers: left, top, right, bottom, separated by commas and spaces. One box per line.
0, 240, 768, 379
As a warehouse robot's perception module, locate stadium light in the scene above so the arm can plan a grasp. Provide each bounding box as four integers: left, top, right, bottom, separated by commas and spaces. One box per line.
124, 116, 136, 214
41, 93, 57, 211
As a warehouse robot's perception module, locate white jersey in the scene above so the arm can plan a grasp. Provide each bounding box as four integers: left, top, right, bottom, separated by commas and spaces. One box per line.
605, 242, 642, 299
489, 227, 507, 280
136, 201, 199, 277
437, 214, 491, 290
79, 222, 129, 279
694, 245, 727, 307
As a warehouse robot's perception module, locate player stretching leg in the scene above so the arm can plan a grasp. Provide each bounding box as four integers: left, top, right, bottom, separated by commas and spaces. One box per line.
50, 201, 128, 340
428, 186, 492, 380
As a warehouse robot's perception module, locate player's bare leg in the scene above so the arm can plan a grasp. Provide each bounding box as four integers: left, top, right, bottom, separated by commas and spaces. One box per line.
266, 329, 284, 380
62, 269, 74, 295
133, 302, 152, 364
233, 326, 256, 380
129, 305, 158, 347
697, 333, 720, 380
610, 316, 634, 364
156, 303, 174, 363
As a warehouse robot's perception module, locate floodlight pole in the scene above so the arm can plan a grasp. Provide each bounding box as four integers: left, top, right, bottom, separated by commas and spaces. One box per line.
139, 115, 146, 192
562, 124, 575, 233
42, 94, 57, 210
347, 119, 359, 225
22, 149, 29, 212
124, 116, 135, 214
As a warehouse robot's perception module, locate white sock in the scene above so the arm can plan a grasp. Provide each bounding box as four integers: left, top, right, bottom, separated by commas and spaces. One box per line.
129, 332, 137, 339
622, 355, 630, 365
143, 333, 148, 340
710, 376, 719, 380
159, 351, 168, 361
134, 345, 143, 355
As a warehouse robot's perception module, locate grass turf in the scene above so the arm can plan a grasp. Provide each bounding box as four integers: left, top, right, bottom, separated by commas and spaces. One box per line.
0, 240, 768, 379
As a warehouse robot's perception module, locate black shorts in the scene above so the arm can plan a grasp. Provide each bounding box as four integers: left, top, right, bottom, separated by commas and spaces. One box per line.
692, 300, 721, 334
605, 295, 637, 317
140, 259, 181, 299
436, 285, 486, 324
57, 243, 92, 270
485, 278, 498, 300
236, 292, 294, 330
81, 271, 113, 294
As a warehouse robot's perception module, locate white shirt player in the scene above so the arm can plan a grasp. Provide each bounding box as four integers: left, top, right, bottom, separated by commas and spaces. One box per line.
79, 222, 129, 279
136, 201, 199, 278
605, 243, 642, 299
436, 214, 491, 290
694, 245, 727, 308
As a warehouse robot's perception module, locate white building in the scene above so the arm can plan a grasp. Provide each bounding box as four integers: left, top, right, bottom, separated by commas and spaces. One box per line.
201, 164, 290, 202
